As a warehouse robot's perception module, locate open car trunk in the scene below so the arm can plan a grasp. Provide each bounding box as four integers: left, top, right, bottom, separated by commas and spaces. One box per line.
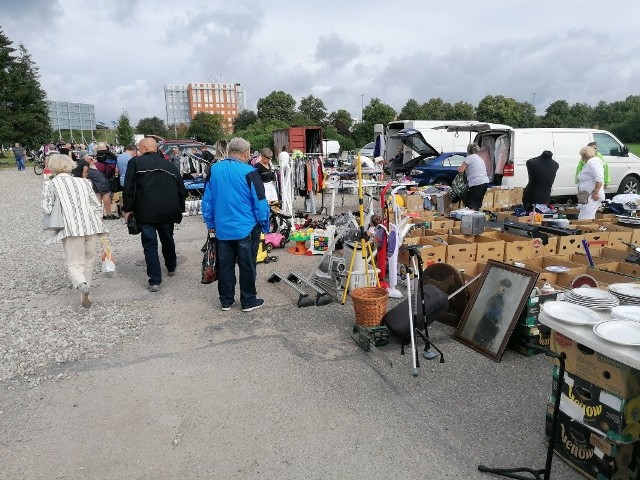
389, 128, 440, 175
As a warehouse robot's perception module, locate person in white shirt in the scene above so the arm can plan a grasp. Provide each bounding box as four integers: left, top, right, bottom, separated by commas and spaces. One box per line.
577, 145, 605, 220
457, 143, 490, 210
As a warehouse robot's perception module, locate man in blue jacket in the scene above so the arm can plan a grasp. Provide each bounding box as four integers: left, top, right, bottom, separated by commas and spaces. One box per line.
202, 137, 270, 312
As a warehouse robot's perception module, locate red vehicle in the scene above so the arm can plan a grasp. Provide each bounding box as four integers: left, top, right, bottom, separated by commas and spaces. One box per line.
273, 127, 323, 154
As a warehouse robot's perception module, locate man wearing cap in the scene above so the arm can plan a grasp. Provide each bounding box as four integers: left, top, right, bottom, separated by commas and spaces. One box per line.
472, 278, 512, 350
576, 141, 610, 187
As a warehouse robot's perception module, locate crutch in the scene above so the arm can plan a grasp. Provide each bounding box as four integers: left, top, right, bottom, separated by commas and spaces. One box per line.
405, 268, 419, 377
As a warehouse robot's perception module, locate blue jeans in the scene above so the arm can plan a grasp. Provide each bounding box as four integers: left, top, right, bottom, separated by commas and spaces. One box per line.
16, 156, 25, 171
139, 223, 177, 285
216, 224, 261, 308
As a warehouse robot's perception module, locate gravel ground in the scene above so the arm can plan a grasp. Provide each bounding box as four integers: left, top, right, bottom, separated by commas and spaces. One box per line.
0, 169, 150, 385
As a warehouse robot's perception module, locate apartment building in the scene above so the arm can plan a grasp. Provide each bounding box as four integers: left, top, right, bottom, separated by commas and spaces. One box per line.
164, 82, 245, 133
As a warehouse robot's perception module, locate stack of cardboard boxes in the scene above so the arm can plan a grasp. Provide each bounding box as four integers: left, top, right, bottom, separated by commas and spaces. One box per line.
546, 332, 640, 479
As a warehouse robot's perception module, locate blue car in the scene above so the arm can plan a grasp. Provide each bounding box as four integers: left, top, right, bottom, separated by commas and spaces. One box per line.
410, 152, 468, 186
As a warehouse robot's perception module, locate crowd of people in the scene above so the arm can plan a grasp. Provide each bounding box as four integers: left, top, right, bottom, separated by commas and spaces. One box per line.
41, 136, 270, 312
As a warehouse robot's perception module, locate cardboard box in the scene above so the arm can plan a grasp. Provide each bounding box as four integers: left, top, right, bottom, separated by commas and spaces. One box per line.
532, 236, 559, 257
398, 238, 446, 266
508, 322, 551, 355
493, 189, 511, 209
496, 233, 533, 262
472, 235, 505, 262
601, 224, 634, 248
555, 270, 638, 288
556, 234, 585, 255
438, 235, 477, 263
402, 193, 424, 212
599, 247, 636, 263
592, 261, 640, 279
522, 257, 587, 277
430, 219, 456, 230
545, 405, 640, 480
549, 331, 640, 398
552, 366, 640, 443
510, 187, 524, 206
481, 191, 494, 209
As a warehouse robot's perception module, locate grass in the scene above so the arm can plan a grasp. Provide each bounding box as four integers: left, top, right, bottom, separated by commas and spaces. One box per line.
628, 144, 640, 156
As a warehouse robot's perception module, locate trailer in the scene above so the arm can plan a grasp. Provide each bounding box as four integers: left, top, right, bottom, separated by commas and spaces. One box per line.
273, 127, 323, 155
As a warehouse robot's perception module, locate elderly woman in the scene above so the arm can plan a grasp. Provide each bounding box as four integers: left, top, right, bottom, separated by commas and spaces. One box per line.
577, 145, 605, 219
255, 147, 278, 203
457, 143, 490, 210
42, 154, 107, 308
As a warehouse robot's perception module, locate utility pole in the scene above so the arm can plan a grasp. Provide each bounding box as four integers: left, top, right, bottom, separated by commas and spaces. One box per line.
360, 94, 365, 123
532, 92, 536, 112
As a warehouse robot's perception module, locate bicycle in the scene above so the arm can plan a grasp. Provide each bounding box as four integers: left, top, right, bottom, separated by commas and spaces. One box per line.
33, 154, 45, 175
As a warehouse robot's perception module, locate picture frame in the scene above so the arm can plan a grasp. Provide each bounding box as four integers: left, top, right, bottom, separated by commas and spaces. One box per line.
454, 260, 539, 362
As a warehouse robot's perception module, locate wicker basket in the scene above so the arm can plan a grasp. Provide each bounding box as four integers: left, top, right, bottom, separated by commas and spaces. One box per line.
350, 286, 389, 327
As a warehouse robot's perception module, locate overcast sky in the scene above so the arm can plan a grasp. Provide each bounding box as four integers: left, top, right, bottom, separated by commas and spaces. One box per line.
1, 0, 639, 125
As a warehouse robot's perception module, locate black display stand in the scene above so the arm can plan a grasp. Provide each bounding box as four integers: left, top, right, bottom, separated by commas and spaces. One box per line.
478, 344, 565, 480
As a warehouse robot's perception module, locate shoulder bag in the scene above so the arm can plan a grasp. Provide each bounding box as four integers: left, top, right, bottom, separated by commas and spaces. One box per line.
127, 160, 141, 235
577, 190, 589, 204
43, 187, 64, 231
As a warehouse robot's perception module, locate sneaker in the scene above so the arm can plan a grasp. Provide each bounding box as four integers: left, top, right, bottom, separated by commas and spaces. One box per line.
77, 282, 90, 294
148, 284, 160, 292
167, 270, 176, 277
221, 301, 235, 311
242, 299, 264, 312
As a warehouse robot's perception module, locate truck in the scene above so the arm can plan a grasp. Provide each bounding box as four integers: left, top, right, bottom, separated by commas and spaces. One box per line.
322, 139, 340, 159
273, 126, 323, 155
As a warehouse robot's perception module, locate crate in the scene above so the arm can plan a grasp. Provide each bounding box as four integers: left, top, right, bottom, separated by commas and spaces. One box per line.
556, 234, 585, 255
473, 235, 505, 262
532, 236, 558, 257
496, 233, 533, 262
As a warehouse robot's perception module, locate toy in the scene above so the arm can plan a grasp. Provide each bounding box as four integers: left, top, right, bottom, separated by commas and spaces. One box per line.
264, 232, 288, 251
257, 233, 278, 264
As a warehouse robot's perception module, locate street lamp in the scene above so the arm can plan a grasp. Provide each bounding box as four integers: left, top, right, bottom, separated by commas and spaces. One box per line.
532, 92, 536, 112
360, 94, 365, 122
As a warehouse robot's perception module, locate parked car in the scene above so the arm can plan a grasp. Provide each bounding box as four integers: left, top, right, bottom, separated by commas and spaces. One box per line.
384, 128, 439, 177
410, 152, 468, 186
359, 142, 375, 158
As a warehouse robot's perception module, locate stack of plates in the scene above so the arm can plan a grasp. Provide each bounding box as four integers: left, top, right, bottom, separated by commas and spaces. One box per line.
563, 287, 619, 310
609, 283, 640, 306
611, 306, 640, 322
615, 215, 640, 226
541, 301, 602, 326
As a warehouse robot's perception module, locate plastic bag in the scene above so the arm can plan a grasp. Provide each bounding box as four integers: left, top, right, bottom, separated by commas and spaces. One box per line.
100, 236, 116, 277
201, 233, 217, 284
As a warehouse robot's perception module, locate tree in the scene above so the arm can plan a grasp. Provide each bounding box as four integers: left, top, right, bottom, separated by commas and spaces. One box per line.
451, 101, 476, 120
115, 111, 135, 147
257, 90, 296, 123
476, 95, 524, 126
188, 112, 225, 144
327, 109, 354, 137
422, 98, 453, 120
136, 116, 167, 137
353, 98, 395, 146
398, 99, 424, 120
298, 95, 327, 124
233, 110, 258, 132
568, 103, 594, 128
233, 118, 289, 151
2, 42, 51, 148
540, 100, 571, 127
175, 122, 189, 139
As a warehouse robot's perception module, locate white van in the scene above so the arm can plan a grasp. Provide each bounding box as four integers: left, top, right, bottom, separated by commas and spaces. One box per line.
434, 123, 640, 197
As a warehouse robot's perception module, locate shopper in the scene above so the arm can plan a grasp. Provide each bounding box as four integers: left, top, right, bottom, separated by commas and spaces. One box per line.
458, 143, 490, 210
122, 137, 186, 292
255, 147, 278, 203
12, 143, 26, 171
577, 145, 605, 220
202, 137, 270, 312
42, 154, 107, 308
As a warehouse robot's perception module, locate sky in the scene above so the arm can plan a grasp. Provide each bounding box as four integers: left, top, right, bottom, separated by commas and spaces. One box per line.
1, 0, 639, 126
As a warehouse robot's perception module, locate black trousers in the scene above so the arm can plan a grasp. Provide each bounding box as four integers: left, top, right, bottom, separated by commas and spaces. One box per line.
464, 184, 489, 210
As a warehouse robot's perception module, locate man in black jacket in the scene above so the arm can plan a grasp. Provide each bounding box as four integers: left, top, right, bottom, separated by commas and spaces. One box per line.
522, 150, 559, 210
123, 137, 186, 292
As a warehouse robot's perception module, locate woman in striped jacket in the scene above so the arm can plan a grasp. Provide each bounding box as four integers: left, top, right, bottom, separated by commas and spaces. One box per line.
42, 154, 107, 308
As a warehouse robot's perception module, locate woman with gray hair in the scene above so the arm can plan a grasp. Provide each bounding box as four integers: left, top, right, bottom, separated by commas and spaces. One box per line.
577, 145, 605, 219
42, 154, 107, 307
457, 143, 490, 210
255, 147, 278, 202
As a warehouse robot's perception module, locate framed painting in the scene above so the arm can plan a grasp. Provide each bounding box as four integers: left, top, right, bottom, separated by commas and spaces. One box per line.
454, 260, 539, 362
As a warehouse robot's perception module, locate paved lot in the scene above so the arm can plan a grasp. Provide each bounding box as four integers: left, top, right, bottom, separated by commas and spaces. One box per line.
0, 169, 583, 479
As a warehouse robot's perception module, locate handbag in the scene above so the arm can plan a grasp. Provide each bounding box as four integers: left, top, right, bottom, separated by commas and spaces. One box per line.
577, 190, 589, 204
451, 172, 468, 198
200, 233, 218, 284
109, 175, 122, 193
43, 189, 64, 231
126, 160, 141, 235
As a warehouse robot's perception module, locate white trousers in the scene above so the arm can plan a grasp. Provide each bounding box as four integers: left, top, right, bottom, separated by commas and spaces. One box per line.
577, 198, 603, 220
61, 234, 97, 288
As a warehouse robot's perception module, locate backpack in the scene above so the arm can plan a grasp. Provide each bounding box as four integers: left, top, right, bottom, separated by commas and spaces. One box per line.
451, 172, 468, 198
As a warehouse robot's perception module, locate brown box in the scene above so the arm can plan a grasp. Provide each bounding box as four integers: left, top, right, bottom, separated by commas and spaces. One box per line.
522, 257, 587, 277
555, 269, 638, 288
556, 234, 585, 255
398, 238, 446, 265
598, 247, 635, 262
567, 253, 618, 271
510, 187, 523, 206
481, 191, 494, 209
549, 330, 640, 398
597, 262, 640, 279
429, 219, 456, 230
532, 236, 558, 257
493, 189, 511, 209
599, 223, 634, 248
473, 235, 505, 262
402, 193, 424, 212
495, 211, 516, 222
496, 233, 533, 262
440, 235, 477, 263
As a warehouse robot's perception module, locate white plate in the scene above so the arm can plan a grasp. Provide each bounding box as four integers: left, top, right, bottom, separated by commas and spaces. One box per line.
593, 321, 640, 346
570, 288, 615, 300
542, 301, 602, 325
546, 266, 570, 273
611, 306, 640, 322
609, 284, 640, 298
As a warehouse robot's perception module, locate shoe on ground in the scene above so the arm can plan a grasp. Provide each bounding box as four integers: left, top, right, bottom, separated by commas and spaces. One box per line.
148, 284, 160, 292
167, 269, 176, 277
77, 282, 90, 294
221, 301, 235, 312
242, 299, 264, 312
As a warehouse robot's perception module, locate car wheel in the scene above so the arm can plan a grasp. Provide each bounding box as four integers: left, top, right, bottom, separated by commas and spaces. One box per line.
618, 175, 640, 195
279, 238, 286, 248
265, 243, 273, 253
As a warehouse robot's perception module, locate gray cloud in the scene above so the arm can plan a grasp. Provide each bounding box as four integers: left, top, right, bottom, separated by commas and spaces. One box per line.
0, 0, 62, 22
314, 34, 361, 71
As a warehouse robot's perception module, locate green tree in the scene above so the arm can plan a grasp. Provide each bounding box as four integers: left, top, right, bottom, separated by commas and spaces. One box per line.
233, 118, 289, 151
136, 116, 167, 137
233, 110, 258, 132
568, 103, 594, 128
353, 98, 395, 146
0, 29, 16, 148
175, 122, 189, 139
476, 95, 524, 126
188, 112, 225, 144
540, 100, 571, 127
327, 109, 354, 137
257, 90, 296, 123
298, 95, 327, 124
398, 99, 424, 120
3, 43, 51, 148
115, 111, 135, 147
451, 101, 476, 120
422, 98, 453, 120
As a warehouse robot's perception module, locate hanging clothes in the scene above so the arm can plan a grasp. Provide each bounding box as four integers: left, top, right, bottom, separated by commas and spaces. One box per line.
494, 135, 510, 176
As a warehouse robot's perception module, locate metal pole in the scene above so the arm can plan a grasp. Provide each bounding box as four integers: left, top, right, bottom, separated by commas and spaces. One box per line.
360, 94, 365, 123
